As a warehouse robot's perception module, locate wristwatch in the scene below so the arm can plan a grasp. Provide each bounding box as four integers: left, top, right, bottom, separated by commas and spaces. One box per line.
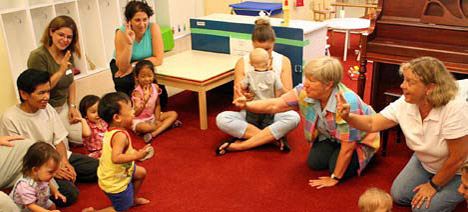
429, 178, 442, 192
69, 104, 76, 108
331, 173, 342, 181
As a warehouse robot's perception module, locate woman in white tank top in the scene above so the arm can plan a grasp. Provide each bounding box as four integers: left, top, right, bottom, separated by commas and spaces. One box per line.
215, 18, 300, 155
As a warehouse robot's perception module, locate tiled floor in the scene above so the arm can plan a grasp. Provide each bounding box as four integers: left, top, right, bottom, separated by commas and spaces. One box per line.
75, 34, 192, 102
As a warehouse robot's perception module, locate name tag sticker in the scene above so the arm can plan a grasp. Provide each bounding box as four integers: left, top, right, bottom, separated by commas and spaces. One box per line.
66, 69, 73, 75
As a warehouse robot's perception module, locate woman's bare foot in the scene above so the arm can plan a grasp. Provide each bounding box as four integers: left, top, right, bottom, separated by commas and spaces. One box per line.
133, 197, 150, 206
82, 207, 95, 212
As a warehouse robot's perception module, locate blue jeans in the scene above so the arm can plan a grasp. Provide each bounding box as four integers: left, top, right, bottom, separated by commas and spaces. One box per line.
390, 154, 464, 212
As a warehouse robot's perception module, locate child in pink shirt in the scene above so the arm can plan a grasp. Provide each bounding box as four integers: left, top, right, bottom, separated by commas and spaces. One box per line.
79, 95, 108, 158
132, 60, 180, 143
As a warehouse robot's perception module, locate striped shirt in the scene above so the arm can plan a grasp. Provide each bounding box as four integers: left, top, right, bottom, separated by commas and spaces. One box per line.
281, 83, 380, 175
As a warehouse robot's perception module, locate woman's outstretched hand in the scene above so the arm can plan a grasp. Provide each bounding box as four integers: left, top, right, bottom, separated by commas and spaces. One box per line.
233, 88, 247, 109
336, 92, 350, 121
234, 83, 255, 101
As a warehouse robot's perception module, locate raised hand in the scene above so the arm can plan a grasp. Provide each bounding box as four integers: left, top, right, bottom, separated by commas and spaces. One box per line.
60, 51, 72, 72
0, 135, 25, 147
124, 23, 135, 45
335, 91, 351, 121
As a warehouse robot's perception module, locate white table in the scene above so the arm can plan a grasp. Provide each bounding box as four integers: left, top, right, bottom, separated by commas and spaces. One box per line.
155, 50, 240, 130
325, 18, 370, 61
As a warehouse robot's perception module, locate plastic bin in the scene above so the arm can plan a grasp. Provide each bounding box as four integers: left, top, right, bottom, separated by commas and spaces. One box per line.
229, 1, 283, 16
160, 26, 174, 52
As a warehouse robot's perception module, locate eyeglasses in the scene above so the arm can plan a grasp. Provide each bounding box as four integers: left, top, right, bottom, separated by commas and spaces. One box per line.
55, 31, 73, 40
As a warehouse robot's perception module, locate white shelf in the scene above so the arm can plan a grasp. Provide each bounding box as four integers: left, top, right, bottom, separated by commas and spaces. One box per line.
74, 67, 108, 80
29, 3, 54, 10
54, 0, 77, 5
0, 0, 204, 92
0, 7, 26, 14
30, 6, 55, 46
28, 0, 54, 9
1, 10, 36, 81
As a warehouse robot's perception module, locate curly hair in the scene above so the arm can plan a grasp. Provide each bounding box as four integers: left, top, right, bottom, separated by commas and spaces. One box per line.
124, 1, 154, 21
399, 57, 458, 108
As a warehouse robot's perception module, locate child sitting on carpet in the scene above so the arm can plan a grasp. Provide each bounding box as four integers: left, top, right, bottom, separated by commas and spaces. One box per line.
79, 95, 108, 159
358, 187, 393, 212
84, 92, 152, 212
131, 60, 180, 143
9, 142, 66, 212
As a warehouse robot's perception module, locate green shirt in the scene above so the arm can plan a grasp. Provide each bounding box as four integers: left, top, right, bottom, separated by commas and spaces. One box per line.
27, 46, 74, 107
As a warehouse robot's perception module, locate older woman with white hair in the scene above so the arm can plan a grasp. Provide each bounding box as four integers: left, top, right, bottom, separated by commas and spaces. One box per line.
337, 57, 468, 211
233, 57, 380, 187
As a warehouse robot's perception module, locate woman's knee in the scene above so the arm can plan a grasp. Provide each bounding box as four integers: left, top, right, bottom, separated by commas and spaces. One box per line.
390, 179, 410, 205
216, 112, 236, 131
307, 155, 327, 170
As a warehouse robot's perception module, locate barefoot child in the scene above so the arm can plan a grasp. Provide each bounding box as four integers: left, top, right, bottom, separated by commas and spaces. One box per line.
131, 60, 179, 143
9, 142, 66, 212
358, 187, 393, 212
79, 95, 108, 159
87, 92, 151, 212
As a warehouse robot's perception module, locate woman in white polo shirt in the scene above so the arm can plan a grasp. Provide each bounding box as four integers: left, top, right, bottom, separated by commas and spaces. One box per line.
336, 57, 468, 212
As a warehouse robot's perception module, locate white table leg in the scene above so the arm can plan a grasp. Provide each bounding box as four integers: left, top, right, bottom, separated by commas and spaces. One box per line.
343, 30, 349, 61
198, 91, 208, 130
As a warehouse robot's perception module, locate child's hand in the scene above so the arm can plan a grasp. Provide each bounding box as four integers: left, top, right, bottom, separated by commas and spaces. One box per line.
143, 86, 151, 101
54, 192, 67, 203
232, 88, 247, 109
233, 96, 247, 109
136, 144, 151, 159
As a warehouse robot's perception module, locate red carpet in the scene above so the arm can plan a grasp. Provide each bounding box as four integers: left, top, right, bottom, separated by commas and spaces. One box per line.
66, 33, 467, 211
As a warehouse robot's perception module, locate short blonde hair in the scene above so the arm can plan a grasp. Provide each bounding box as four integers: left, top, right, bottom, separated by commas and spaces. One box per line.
358, 187, 392, 212
304, 57, 343, 87
399, 57, 458, 108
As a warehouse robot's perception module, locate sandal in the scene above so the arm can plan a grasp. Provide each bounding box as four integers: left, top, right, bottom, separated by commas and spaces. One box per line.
277, 137, 291, 153
143, 133, 154, 144
138, 146, 154, 162
171, 120, 183, 128
215, 138, 236, 156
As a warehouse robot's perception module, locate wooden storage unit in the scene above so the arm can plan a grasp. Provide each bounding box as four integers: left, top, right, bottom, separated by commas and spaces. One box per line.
1, 0, 204, 101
